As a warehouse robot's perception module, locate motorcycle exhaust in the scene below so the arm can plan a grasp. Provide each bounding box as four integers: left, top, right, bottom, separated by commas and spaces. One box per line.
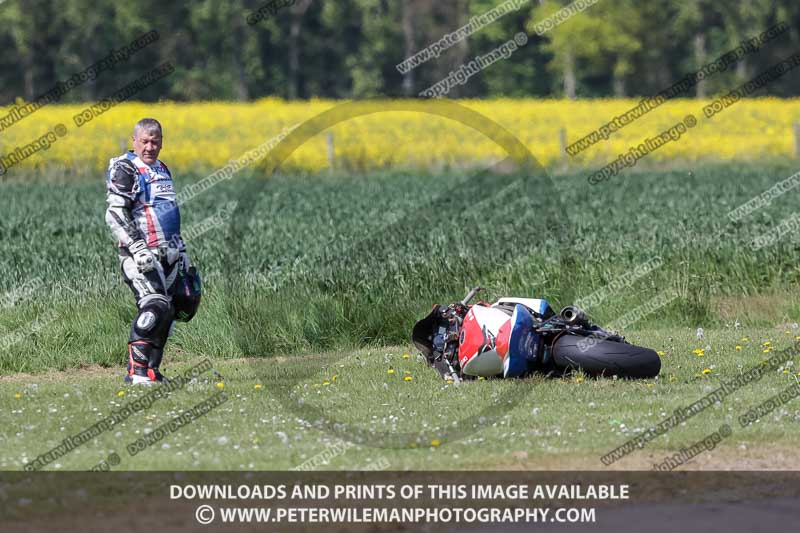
460, 285, 484, 306
560, 305, 589, 327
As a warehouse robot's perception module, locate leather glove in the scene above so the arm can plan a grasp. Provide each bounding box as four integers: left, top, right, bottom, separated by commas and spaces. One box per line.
164, 235, 185, 266
165, 237, 191, 272
129, 239, 155, 273
179, 251, 192, 272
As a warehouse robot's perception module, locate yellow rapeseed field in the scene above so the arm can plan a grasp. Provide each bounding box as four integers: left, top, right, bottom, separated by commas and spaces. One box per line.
1, 97, 798, 177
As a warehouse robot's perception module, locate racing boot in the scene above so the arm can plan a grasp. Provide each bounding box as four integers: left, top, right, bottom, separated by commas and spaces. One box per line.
126, 341, 169, 385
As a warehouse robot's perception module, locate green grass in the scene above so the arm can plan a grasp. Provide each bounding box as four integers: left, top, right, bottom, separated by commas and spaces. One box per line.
1, 327, 798, 471
3, 162, 800, 470
2, 162, 800, 373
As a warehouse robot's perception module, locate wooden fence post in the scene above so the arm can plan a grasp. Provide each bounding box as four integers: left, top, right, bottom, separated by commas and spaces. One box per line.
326, 131, 335, 171
559, 127, 568, 170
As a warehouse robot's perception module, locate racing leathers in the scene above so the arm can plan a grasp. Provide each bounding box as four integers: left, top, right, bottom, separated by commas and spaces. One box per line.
105, 150, 198, 384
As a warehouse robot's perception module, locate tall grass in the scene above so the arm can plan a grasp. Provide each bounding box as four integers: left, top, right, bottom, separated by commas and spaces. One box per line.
2, 162, 799, 373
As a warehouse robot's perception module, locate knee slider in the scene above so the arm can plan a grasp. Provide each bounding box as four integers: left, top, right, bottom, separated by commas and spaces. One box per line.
130, 295, 174, 347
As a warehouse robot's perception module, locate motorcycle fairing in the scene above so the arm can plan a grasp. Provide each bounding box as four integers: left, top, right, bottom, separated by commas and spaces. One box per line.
504, 304, 537, 378
459, 304, 509, 377
411, 304, 440, 361
493, 297, 554, 318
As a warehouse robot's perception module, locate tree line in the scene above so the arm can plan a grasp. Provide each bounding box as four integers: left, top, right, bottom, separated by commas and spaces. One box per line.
1, 0, 798, 104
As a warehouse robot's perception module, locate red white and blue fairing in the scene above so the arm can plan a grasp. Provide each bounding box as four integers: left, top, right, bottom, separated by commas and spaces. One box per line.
459, 298, 553, 378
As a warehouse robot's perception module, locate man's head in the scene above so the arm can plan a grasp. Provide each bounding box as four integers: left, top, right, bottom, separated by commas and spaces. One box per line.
132, 118, 163, 165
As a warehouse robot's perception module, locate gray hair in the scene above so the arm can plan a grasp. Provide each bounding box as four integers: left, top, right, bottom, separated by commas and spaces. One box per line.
133, 118, 162, 138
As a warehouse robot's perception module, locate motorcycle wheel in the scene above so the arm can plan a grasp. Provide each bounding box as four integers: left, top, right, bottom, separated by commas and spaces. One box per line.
551, 334, 661, 378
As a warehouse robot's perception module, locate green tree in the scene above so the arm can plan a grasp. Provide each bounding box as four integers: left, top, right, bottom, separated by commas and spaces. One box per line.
528, 0, 642, 98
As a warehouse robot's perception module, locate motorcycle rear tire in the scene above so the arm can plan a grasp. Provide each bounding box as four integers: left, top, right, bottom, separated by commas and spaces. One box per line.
551, 334, 661, 378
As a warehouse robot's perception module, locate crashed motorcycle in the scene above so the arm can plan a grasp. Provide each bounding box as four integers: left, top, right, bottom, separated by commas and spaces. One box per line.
411, 286, 660, 382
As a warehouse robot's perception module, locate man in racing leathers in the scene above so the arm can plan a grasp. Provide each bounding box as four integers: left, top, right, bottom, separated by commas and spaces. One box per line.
105, 118, 201, 385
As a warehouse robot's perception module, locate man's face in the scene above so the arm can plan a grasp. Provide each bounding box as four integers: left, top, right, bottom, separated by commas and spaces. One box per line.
132, 130, 162, 165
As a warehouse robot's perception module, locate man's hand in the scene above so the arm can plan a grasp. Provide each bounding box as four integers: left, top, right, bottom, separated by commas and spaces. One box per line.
129, 239, 155, 273
164, 235, 186, 266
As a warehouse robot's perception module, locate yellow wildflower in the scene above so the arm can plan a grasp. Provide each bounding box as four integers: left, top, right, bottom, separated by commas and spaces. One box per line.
11, 100, 800, 175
